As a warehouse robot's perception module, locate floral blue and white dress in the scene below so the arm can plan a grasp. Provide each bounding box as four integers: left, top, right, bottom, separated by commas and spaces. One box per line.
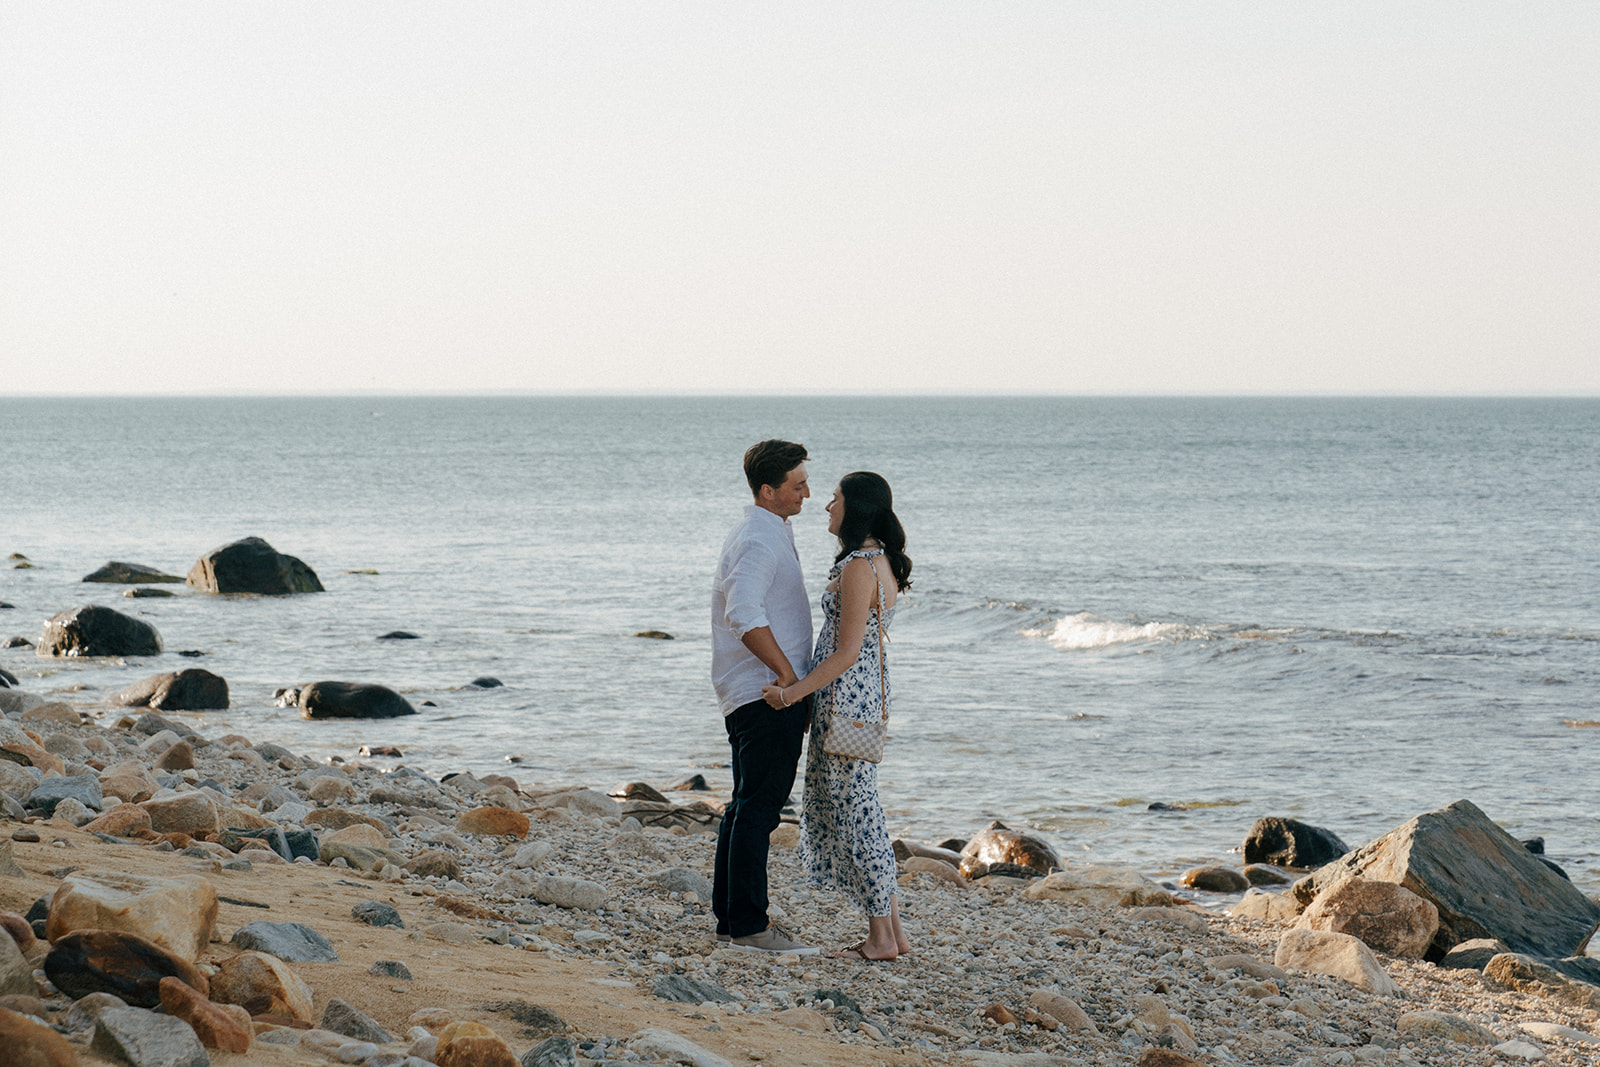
801, 549, 897, 917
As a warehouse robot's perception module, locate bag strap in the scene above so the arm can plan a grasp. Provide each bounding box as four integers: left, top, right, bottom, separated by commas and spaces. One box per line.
869, 553, 888, 726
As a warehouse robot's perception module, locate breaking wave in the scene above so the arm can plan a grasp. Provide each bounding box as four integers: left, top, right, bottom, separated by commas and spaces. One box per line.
1024, 612, 1196, 650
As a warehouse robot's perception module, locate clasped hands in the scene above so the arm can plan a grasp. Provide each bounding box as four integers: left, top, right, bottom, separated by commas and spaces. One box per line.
761, 676, 800, 709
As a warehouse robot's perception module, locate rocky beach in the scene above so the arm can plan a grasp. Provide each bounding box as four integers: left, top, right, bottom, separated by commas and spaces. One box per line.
3, 664, 1600, 1067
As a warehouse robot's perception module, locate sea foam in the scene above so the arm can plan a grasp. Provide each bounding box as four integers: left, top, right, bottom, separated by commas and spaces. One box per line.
1026, 612, 1190, 650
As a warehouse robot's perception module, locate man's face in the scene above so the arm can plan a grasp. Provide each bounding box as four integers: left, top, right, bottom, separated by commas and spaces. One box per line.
759, 463, 810, 518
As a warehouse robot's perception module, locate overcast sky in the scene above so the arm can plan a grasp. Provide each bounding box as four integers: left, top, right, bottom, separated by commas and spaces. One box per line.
3, 4, 1596, 396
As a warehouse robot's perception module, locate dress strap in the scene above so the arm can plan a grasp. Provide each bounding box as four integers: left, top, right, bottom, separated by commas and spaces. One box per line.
850, 549, 887, 614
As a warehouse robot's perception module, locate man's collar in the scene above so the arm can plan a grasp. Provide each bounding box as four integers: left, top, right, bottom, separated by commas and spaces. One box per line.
746, 503, 789, 525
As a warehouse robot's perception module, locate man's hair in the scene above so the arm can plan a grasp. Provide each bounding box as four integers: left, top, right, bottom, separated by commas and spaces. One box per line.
744, 439, 809, 496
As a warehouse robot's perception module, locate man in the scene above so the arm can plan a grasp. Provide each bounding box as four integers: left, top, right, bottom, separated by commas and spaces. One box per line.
710, 439, 819, 954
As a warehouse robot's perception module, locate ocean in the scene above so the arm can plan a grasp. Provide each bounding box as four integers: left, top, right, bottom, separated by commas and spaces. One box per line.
2, 396, 1597, 893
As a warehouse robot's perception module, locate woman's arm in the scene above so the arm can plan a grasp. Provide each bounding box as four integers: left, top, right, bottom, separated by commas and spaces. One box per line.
762, 556, 876, 708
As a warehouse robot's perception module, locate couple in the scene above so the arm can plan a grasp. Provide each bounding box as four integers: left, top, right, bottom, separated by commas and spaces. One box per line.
710, 439, 913, 961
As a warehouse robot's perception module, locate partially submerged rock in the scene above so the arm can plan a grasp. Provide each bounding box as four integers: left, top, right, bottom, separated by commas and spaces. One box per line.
82, 561, 184, 584
295, 681, 416, 719
37, 605, 162, 658
112, 669, 229, 711
959, 820, 1061, 876
1242, 816, 1350, 869
186, 536, 323, 595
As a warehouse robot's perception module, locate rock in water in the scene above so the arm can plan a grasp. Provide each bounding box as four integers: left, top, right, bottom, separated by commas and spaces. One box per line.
1303, 798, 1600, 959
186, 535, 323, 594
1242, 816, 1350, 868
82, 562, 184, 584
112, 669, 229, 711
959, 820, 1062, 875
297, 680, 416, 719
37, 606, 162, 657
44, 930, 209, 1007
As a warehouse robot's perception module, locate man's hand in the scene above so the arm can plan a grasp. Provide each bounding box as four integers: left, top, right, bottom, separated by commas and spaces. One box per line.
739, 626, 798, 689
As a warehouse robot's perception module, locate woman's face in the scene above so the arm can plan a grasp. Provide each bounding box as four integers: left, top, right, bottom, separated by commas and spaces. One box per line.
825, 485, 844, 537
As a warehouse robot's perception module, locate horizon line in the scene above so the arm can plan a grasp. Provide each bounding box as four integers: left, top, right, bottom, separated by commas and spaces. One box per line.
4, 390, 1599, 401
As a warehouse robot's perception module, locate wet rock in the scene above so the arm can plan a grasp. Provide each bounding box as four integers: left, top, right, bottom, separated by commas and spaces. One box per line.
352, 901, 405, 928
1295, 874, 1439, 958
1025, 991, 1100, 1036
457, 806, 530, 837
231, 920, 339, 962
159, 975, 251, 1052
322, 997, 394, 1043
652, 974, 737, 1003
669, 774, 709, 791
297, 680, 416, 719
959, 820, 1061, 875
609, 781, 669, 802
378, 631, 420, 640
360, 745, 404, 758
1, 636, 31, 649
47, 872, 218, 961
468, 676, 504, 688
1180, 865, 1249, 892
112, 670, 229, 711
210, 950, 315, 1023
1396, 1009, 1498, 1045
26, 774, 102, 816
91, 1006, 208, 1067
521, 1035, 579, 1067
1273, 928, 1398, 995
0, 1004, 79, 1066
44, 930, 209, 1007
140, 792, 219, 835
1483, 952, 1600, 1011
1243, 816, 1350, 868
1303, 799, 1600, 959
83, 562, 184, 584
1023, 864, 1174, 907
1242, 864, 1290, 886
187, 536, 323, 594
123, 588, 175, 599
37, 605, 162, 658
370, 960, 412, 980
435, 1020, 520, 1067
629, 1029, 731, 1067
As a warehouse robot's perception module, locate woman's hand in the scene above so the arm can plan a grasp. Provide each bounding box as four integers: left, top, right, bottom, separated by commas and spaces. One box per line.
761, 683, 789, 709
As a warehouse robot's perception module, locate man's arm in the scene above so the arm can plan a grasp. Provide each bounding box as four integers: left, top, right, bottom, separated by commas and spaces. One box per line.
722, 541, 800, 688
740, 626, 799, 688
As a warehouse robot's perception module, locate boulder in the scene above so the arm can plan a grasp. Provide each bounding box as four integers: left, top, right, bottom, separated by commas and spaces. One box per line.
959, 820, 1061, 875
1302, 799, 1600, 959
44, 930, 209, 1007
457, 805, 530, 837
112, 670, 229, 711
1294, 875, 1439, 958
1242, 816, 1350, 868
140, 792, 220, 835
2, 910, 37, 954
1243, 864, 1290, 886
83, 562, 184, 584
297, 680, 416, 719
322, 823, 389, 850
0, 839, 25, 879
209, 950, 315, 1023
302, 807, 392, 832
230, 921, 339, 962
0, 1005, 79, 1067
1273, 928, 1398, 995
154, 742, 194, 772
435, 1020, 520, 1067
1023, 864, 1175, 908
20, 703, 79, 726
47, 872, 218, 961
1483, 952, 1600, 1011
36, 605, 162, 657
91, 1006, 208, 1067
902, 856, 967, 887
158, 976, 251, 1052
186, 536, 323, 594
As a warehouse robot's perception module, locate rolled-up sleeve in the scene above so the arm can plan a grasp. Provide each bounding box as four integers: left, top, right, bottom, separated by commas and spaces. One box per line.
722, 540, 778, 639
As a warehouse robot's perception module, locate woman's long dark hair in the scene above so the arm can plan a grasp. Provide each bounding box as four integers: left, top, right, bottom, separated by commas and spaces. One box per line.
835, 471, 913, 591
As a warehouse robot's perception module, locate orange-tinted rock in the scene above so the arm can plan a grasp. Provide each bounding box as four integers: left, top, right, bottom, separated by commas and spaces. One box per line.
983, 1003, 1017, 1024
159, 975, 251, 1052
1, 911, 36, 953
80, 804, 154, 837
435, 1020, 520, 1067
455, 806, 529, 838
154, 741, 195, 772
0, 1005, 80, 1067
210, 951, 315, 1025
47, 872, 218, 961
43, 930, 208, 1008
98, 761, 161, 804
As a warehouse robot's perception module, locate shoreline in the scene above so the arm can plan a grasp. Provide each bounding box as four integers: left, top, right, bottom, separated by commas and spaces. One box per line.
1, 689, 1598, 1066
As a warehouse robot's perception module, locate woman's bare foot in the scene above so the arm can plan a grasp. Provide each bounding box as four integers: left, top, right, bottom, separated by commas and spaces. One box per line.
829, 940, 897, 961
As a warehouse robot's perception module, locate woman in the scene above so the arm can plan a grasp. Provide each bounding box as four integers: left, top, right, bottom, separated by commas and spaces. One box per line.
762, 471, 913, 960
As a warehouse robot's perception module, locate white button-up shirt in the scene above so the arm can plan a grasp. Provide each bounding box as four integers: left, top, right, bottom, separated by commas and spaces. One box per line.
711, 505, 814, 716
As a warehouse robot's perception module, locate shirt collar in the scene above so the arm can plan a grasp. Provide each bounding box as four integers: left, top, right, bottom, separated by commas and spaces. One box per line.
745, 503, 790, 528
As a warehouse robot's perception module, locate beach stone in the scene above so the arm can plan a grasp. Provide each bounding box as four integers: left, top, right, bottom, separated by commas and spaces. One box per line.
113, 670, 229, 712
0, 842, 26, 882
1127, 906, 1209, 933
609, 781, 669, 802
643, 867, 713, 898
1132, 1053, 1207, 1067
435, 1020, 520, 1067
217, 826, 291, 859
1303, 799, 1600, 959
1519, 1021, 1600, 1045
405, 848, 463, 880
44, 930, 208, 1007
321, 840, 402, 872
1438, 937, 1512, 970
26, 774, 102, 816
0, 926, 33, 995
903, 855, 967, 887
61, 991, 128, 1033
455, 805, 531, 837
1026, 991, 1101, 1036
1205, 953, 1290, 981
231, 921, 339, 962
210, 950, 315, 1023
0, 720, 60, 773
629, 1028, 732, 1067
370, 960, 412, 980
140, 792, 219, 835
0, 1004, 79, 1066
37, 605, 162, 658
0, 760, 38, 802
158, 975, 251, 1052
960, 820, 1061, 875
1243, 816, 1350, 869
425, 923, 477, 943
1232, 886, 1302, 923
84, 562, 183, 584
352, 900, 405, 928
154, 742, 195, 772
1494, 1039, 1548, 1061
324, 823, 389, 850
1295, 874, 1439, 958
297, 681, 415, 719
50, 797, 96, 826
1273, 928, 1398, 994
538, 788, 617, 817
91, 1006, 208, 1067
521, 1035, 578, 1067
511, 842, 552, 869
1023, 864, 1174, 908
47, 872, 218, 960
2, 910, 37, 953
302, 807, 392, 832
1181, 865, 1249, 892
99, 761, 161, 805
21, 703, 80, 726
187, 536, 323, 594
1484, 952, 1600, 1011
322, 997, 394, 1043
307, 776, 356, 804
529, 874, 607, 911
1396, 1009, 1498, 1045
652, 974, 737, 1004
